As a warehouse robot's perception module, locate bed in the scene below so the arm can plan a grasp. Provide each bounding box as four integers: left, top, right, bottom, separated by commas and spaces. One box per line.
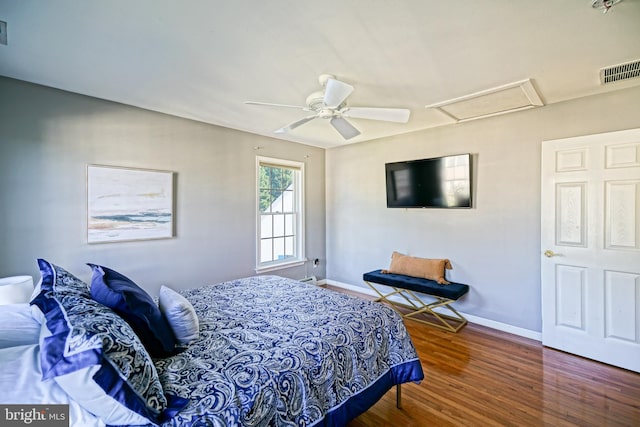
0, 260, 424, 426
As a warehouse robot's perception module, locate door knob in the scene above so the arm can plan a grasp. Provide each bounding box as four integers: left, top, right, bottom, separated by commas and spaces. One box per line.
544, 250, 559, 258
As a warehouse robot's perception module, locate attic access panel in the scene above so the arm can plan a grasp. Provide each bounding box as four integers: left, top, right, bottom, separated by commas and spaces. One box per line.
426, 79, 544, 122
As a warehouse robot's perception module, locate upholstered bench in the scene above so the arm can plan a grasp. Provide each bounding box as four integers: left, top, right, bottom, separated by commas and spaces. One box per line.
363, 269, 469, 332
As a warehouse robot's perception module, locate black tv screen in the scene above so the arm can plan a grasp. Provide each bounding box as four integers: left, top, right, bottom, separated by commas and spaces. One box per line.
385, 153, 472, 208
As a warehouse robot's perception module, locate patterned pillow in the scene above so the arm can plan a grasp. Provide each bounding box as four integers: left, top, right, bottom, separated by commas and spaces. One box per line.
87, 263, 177, 357
30, 259, 187, 425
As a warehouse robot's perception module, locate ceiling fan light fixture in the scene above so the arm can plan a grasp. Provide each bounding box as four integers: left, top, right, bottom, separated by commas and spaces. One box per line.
591, 0, 622, 13
245, 74, 411, 140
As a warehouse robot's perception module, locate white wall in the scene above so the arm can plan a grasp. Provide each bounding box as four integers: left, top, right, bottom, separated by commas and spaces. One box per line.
0, 77, 326, 294
325, 85, 640, 332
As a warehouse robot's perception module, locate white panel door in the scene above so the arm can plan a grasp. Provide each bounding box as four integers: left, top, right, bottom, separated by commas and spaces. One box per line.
541, 128, 640, 373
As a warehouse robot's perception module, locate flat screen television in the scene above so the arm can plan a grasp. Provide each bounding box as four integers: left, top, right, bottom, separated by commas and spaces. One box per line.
385, 153, 472, 208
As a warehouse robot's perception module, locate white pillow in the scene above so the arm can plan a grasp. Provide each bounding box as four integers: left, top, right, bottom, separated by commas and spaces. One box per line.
0, 303, 41, 348
158, 285, 199, 345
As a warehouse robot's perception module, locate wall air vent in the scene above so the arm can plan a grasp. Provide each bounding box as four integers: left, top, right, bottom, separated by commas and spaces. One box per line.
425, 79, 544, 123
600, 59, 640, 84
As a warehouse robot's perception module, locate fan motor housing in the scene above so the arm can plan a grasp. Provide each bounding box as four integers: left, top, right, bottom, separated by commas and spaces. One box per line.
306, 91, 326, 110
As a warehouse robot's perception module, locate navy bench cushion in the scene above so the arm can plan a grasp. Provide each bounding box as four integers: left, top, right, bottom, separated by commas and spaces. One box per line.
363, 269, 469, 300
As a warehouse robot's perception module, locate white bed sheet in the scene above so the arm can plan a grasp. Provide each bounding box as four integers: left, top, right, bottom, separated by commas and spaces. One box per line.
0, 303, 40, 348
0, 344, 104, 427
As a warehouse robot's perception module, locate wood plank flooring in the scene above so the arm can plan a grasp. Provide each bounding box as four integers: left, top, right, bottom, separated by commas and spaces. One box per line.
323, 285, 640, 427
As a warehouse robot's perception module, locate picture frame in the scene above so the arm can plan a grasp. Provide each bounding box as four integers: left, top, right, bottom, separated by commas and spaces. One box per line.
87, 165, 174, 243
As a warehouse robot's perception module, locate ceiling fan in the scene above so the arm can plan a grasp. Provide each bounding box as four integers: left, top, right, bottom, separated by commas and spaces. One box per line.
244, 74, 411, 140
591, 0, 621, 13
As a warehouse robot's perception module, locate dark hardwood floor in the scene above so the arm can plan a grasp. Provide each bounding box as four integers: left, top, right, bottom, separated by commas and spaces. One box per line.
324, 285, 640, 427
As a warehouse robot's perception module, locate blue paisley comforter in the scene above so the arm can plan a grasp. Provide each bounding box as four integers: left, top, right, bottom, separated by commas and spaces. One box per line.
155, 276, 424, 426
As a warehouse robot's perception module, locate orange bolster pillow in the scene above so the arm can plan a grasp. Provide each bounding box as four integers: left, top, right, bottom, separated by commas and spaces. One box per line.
381, 251, 452, 285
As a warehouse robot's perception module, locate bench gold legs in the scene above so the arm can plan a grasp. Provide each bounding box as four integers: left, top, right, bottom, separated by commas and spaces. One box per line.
365, 281, 468, 333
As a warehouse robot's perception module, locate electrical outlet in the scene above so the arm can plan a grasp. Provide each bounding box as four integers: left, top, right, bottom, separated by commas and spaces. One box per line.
0, 21, 7, 46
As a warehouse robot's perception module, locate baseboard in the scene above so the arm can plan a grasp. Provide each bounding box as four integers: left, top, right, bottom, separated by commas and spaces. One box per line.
319, 278, 542, 342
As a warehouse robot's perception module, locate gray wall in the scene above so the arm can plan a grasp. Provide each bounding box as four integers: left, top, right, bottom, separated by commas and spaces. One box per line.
325, 85, 640, 332
4, 74, 640, 334
0, 77, 326, 294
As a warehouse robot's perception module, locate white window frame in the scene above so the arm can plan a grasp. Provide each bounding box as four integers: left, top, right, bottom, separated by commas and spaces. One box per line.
255, 156, 305, 273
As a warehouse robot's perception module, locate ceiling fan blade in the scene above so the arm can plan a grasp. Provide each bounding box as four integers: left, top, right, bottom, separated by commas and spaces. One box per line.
244, 101, 308, 110
323, 79, 354, 108
330, 117, 360, 140
274, 115, 318, 134
342, 107, 411, 123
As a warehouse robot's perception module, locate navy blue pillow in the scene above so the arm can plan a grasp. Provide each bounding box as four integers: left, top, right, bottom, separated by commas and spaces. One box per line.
87, 264, 176, 358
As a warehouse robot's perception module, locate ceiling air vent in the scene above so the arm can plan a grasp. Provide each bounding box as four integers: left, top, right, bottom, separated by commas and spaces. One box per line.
600, 59, 640, 84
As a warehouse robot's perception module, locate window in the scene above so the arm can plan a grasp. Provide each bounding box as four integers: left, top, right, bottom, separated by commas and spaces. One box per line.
256, 157, 305, 272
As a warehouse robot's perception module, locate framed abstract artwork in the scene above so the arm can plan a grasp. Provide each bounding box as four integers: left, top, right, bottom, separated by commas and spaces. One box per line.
87, 165, 174, 243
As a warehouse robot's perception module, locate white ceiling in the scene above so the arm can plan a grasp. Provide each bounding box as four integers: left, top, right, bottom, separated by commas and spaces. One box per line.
1, 1, 639, 148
